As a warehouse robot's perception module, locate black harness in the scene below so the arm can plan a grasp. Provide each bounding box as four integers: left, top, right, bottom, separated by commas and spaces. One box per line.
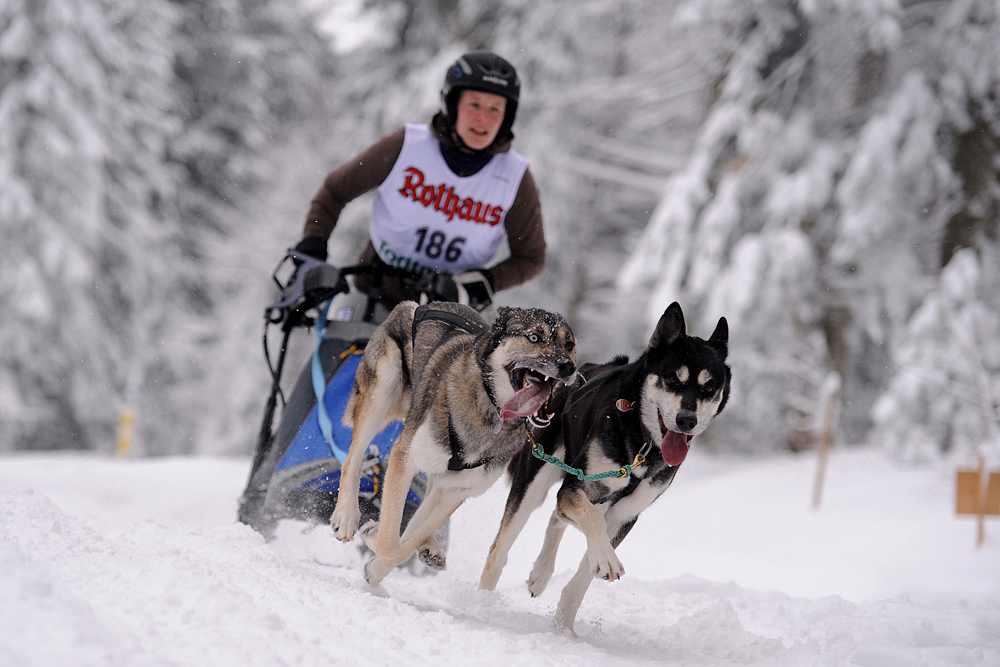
560, 370, 653, 495
410, 305, 496, 471
610, 473, 644, 500
411, 303, 487, 340
447, 415, 496, 471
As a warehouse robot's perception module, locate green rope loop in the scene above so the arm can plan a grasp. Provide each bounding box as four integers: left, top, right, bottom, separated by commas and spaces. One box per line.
527, 430, 643, 481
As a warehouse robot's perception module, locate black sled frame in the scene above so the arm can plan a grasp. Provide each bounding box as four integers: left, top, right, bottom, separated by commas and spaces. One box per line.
237, 251, 463, 540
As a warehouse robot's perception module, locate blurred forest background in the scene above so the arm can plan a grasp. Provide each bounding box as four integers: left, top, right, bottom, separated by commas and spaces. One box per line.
2, 0, 999, 465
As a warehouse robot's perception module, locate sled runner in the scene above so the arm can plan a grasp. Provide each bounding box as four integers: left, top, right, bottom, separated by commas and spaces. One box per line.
238, 251, 486, 556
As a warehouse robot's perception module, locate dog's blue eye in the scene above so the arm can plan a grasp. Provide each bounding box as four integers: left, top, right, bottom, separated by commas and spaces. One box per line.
527, 333, 540, 343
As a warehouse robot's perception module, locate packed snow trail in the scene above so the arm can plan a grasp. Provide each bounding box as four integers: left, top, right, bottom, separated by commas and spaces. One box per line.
1, 450, 998, 666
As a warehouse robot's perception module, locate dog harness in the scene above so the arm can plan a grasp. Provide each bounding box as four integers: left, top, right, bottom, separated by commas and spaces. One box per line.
410, 303, 487, 339
526, 371, 653, 486
447, 415, 497, 471
409, 304, 498, 471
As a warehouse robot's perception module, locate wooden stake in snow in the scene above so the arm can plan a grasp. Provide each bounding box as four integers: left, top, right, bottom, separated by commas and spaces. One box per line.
956, 457, 1000, 548
812, 372, 841, 509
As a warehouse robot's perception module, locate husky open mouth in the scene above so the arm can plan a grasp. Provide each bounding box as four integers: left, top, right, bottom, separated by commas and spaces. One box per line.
500, 363, 564, 421
658, 411, 693, 466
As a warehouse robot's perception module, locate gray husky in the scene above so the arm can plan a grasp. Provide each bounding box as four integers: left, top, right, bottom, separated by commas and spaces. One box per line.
478, 302, 730, 634
330, 301, 578, 587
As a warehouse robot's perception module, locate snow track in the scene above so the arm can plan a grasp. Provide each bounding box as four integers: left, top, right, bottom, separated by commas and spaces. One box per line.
1, 451, 997, 666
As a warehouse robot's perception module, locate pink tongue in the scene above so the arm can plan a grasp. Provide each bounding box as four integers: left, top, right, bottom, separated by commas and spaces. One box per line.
500, 382, 551, 420
661, 430, 692, 466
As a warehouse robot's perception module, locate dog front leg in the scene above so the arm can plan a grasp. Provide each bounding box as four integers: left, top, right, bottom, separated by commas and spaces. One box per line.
382, 478, 447, 571
370, 428, 418, 560
362, 481, 447, 571
526, 509, 568, 597
481, 460, 562, 591
332, 337, 409, 542
552, 554, 595, 636
331, 417, 381, 542
555, 486, 624, 582
365, 486, 466, 587
408, 479, 446, 570
552, 507, 639, 635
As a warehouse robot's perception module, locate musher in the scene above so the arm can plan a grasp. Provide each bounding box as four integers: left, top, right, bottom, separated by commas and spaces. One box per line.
292, 51, 545, 310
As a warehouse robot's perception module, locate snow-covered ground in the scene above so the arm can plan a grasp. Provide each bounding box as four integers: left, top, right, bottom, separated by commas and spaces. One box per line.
2, 447, 998, 666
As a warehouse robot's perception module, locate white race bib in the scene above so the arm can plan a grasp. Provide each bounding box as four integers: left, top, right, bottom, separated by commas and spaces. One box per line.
370, 124, 528, 274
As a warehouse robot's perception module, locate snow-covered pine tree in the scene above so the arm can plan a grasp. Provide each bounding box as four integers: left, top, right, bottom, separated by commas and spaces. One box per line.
872, 247, 1000, 463
868, 1, 1000, 462
10, 0, 995, 459
0, 0, 183, 451
186, 0, 343, 455
618, 0, 855, 452
484, 0, 721, 359
142, 0, 339, 454
620, 0, 1000, 455
0, 0, 338, 454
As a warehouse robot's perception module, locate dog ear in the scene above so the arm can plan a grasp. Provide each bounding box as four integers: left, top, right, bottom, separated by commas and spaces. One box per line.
494, 306, 512, 326
708, 317, 729, 357
649, 302, 686, 351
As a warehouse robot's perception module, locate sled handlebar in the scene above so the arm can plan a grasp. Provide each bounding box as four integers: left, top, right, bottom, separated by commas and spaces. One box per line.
265, 251, 349, 324
265, 250, 458, 326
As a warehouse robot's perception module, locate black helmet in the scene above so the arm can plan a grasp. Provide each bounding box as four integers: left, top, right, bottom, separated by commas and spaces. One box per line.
440, 51, 520, 149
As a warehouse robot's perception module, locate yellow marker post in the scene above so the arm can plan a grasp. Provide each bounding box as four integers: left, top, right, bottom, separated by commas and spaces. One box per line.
116, 407, 136, 458
956, 456, 1000, 548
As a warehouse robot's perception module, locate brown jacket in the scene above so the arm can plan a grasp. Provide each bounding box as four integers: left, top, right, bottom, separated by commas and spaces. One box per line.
302, 121, 545, 292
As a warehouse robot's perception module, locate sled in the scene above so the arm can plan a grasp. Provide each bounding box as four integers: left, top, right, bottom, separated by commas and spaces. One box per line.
237, 251, 471, 557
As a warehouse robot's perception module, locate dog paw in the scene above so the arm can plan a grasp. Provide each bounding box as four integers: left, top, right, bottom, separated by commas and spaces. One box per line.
418, 545, 446, 571
359, 520, 379, 549
364, 557, 394, 588
590, 551, 625, 582
527, 561, 554, 597
330, 505, 361, 542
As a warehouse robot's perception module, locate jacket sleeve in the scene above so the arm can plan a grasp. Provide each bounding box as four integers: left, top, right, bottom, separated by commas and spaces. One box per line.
489, 168, 546, 291
302, 128, 405, 240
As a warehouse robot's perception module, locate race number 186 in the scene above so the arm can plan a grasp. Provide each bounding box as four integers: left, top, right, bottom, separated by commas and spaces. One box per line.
415, 227, 465, 262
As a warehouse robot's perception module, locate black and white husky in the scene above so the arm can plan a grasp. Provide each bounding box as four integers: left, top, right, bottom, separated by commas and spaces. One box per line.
331, 301, 578, 587
478, 302, 730, 634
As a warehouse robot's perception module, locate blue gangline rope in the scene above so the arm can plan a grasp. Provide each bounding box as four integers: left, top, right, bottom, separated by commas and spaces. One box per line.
311, 299, 351, 464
